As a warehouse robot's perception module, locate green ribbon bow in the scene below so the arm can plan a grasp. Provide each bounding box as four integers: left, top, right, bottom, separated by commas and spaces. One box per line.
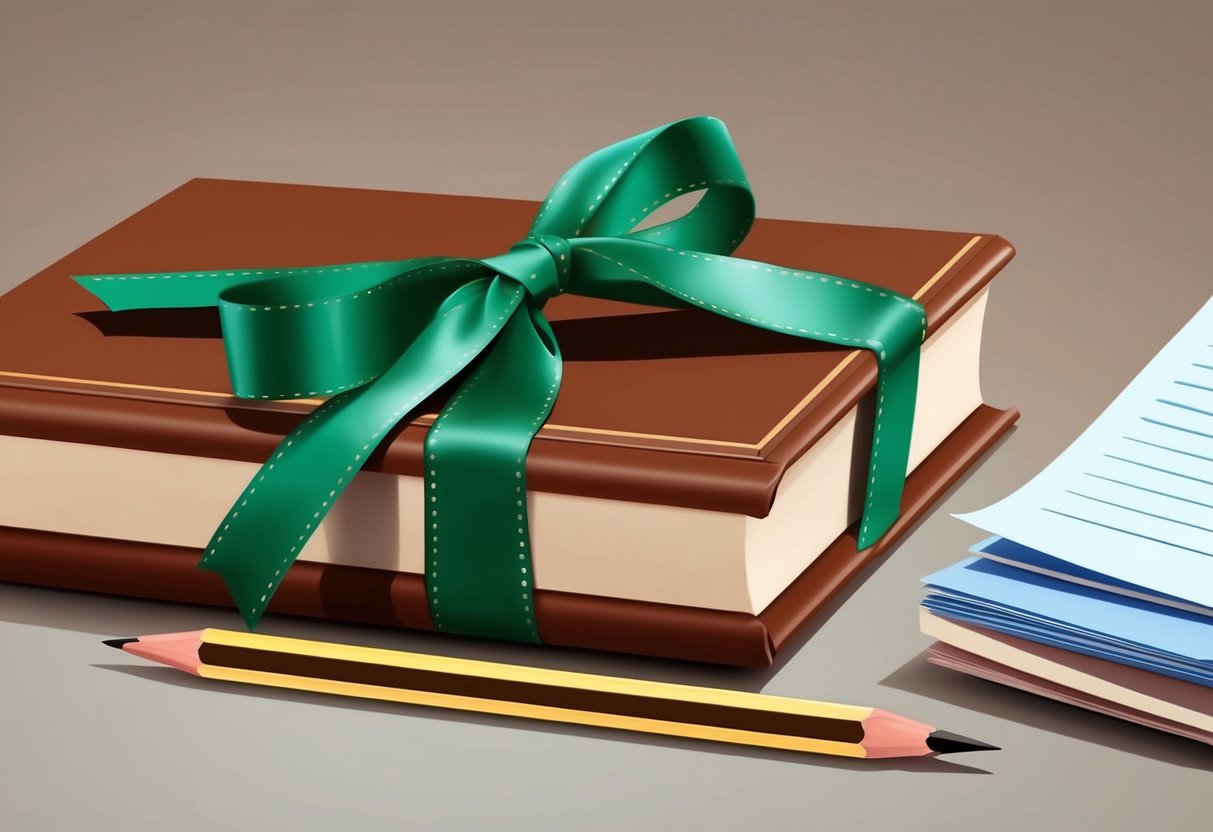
75, 116, 925, 643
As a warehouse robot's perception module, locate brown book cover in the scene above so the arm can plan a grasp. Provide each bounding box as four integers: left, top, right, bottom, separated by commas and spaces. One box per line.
0, 178, 1018, 664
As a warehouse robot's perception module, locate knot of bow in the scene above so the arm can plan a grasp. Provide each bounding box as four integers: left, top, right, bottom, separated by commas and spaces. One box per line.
497, 233, 573, 305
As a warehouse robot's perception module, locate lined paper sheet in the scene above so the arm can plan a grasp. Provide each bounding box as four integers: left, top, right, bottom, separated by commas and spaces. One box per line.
958, 296, 1213, 608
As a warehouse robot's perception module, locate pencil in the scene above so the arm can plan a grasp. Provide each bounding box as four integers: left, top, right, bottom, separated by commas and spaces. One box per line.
105, 629, 998, 760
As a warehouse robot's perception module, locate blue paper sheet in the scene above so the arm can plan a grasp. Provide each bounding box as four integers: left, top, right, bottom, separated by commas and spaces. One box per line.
922, 558, 1213, 687
956, 296, 1213, 607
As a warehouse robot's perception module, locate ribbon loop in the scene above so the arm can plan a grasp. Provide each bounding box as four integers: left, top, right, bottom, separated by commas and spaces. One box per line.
72, 115, 928, 640
530, 116, 754, 253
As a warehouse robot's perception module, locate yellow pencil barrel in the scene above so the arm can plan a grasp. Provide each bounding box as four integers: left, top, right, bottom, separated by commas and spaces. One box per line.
201, 628, 872, 723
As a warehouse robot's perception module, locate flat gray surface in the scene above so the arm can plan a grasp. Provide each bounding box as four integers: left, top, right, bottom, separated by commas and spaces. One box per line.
1, 2, 1210, 830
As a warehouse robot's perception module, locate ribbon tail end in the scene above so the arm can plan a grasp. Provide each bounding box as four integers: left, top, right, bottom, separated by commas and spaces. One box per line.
71, 274, 116, 310
71, 273, 146, 312
855, 504, 899, 552
197, 558, 267, 631
855, 526, 882, 552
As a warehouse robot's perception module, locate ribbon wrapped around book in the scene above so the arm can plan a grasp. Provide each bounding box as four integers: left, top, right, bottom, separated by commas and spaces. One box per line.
73, 116, 926, 643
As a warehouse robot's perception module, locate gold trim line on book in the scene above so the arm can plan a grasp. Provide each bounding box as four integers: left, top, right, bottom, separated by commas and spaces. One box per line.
913, 235, 982, 302
0, 236, 982, 452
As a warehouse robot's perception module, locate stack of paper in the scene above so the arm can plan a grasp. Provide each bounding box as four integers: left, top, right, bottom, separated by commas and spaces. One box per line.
921, 296, 1213, 745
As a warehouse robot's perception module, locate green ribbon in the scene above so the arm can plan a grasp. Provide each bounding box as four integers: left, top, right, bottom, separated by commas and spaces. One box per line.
74, 116, 925, 643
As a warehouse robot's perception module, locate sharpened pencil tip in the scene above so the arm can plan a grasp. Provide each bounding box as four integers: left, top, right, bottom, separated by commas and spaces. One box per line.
926, 730, 1000, 754
103, 637, 138, 650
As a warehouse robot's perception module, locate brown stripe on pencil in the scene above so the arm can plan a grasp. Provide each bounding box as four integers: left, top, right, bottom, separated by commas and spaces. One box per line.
199, 642, 864, 742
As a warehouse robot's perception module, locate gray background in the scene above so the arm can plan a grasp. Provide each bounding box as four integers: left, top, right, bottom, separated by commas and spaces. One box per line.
1, 1, 1210, 830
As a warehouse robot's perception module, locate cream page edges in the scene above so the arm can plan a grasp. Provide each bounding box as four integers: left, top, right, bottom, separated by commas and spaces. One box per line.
920, 610, 1213, 732
744, 289, 987, 612
0, 289, 988, 614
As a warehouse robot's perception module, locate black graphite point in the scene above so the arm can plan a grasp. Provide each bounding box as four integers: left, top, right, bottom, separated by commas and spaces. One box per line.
926, 730, 1000, 754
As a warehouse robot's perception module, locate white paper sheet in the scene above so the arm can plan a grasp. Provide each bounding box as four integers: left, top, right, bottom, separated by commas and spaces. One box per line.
957, 296, 1213, 608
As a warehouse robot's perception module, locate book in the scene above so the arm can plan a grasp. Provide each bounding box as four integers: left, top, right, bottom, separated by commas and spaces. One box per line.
921, 296, 1213, 740
0, 177, 1018, 665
